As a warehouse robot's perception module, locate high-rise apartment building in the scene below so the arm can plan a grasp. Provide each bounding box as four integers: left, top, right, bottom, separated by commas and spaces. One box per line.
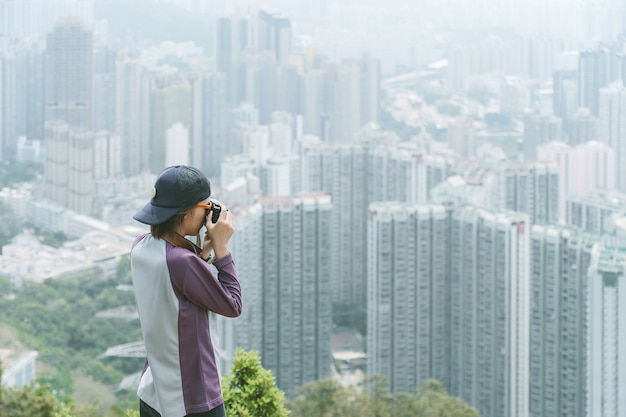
300, 139, 368, 305
566, 107, 596, 145
93, 44, 116, 134
115, 58, 149, 176
259, 194, 333, 396
529, 225, 598, 417
500, 76, 530, 118
260, 154, 299, 196
0, 51, 16, 160
553, 69, 578, 123
587, 246, 626, 417
257, 8, 292, 66
523, 111, 562, 161
448, 206, 529, 417
538, 140, 614, 220
497, 161, 559, 226
217, 202, 264, 373
164, 122, 189, 167
216, 14, 252, 106
0, 0, 94, 38
220, 154, 257, 188
44, 121, 94, 215
0, 42, 45, 159
45, 17, 93, 130
66, 127, 93, 215
359, 55, 380, 126
566, 189, 626, 234
598, 81, 626, 192
326, 62, 361, 143
367, 202, 451, 393
447, 116, 475, 158
44, 121, 70, 207
149, 78, 191, 173
190, 71, 227, 176
578, 48, 610, 116
299, 69, 325, 137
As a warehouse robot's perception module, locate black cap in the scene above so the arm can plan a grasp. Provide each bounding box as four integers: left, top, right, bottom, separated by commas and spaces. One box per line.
133, 165, 211, 225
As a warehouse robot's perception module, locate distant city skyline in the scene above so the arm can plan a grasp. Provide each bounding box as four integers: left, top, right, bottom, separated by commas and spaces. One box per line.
2, 0, 626, 416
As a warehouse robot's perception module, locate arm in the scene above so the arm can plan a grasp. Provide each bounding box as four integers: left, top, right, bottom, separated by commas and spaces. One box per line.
170, 251, 242, 318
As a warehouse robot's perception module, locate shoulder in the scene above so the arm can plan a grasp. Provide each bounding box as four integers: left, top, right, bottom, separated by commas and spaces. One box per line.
131, 232, 150, 249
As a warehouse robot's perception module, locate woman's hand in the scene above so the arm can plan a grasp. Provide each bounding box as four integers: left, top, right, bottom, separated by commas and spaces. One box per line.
204, 206, 234, 259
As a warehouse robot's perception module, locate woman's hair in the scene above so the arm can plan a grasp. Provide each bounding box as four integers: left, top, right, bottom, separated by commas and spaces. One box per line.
150, 204, 196, 239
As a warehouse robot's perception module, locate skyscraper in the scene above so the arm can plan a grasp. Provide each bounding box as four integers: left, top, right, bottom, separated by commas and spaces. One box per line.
598, 82, 626, 192
115, 57, 147, 176
259, 194, 333, 395
367, 202, 451, 393
553, 69, 578, 123
219, 202, 264, 372
299, 69, 325, 136
523, 111, 562, 161
497, 161, 559, 226
257, 8, 292, 66
538, 140, 614, 220
149, 78, 191, 173
300, 139, 369, 305
326, 62, 361, 142
66, 127, 93, 215
216, 14, 252, 106
529, 225, 598, 417
578, 48, 609, 116
44, 120, 70, 207
93, 44, 116, 134
0, 50, 16, 159
45, 17, 93, 130
448, 206, 529, 417
566, 107, 596, 145
190, 71, 227, 176
567, 189, 626, 234
587, 246, 626, 417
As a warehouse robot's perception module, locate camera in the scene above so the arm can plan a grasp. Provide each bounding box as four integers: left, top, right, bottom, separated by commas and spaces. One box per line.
209, 199, 222, 223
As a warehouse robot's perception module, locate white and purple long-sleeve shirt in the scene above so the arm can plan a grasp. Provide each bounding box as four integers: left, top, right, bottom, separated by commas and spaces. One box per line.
130, 233, 242, 417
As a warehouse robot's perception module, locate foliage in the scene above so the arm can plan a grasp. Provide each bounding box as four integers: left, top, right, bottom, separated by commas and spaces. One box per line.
0, 275, 11, 295
378, 108, 422, 141
40, 231, 69, 249
0, 383, 58, 417
116, 255, 132, 284
0, 203, 21, 251
0, 257, 142, 411
289, 378, 371, 417
288, 376, 479, 417
0, 160, 42, 187
222, 348, 289, 417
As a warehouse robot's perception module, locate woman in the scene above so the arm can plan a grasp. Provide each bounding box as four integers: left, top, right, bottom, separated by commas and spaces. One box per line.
130, 165, 242, 417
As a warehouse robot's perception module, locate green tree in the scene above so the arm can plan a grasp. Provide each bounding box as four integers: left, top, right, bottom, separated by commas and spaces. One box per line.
0, 276, 11, 296
0, 204, 20, 251
221, 348, 289, 417
288, 376, 478, 417
0, 383, 59, 417
411, 379, 478, 417
288, 378, 371, 417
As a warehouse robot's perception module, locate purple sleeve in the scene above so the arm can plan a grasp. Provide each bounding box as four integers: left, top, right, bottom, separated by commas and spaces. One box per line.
168, 248, 242, 318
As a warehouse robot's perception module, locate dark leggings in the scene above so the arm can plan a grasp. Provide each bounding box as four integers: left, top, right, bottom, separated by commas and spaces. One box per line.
140, 400, 226, 417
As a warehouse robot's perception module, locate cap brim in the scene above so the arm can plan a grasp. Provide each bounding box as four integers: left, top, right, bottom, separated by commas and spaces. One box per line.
133, 202, 180, 225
